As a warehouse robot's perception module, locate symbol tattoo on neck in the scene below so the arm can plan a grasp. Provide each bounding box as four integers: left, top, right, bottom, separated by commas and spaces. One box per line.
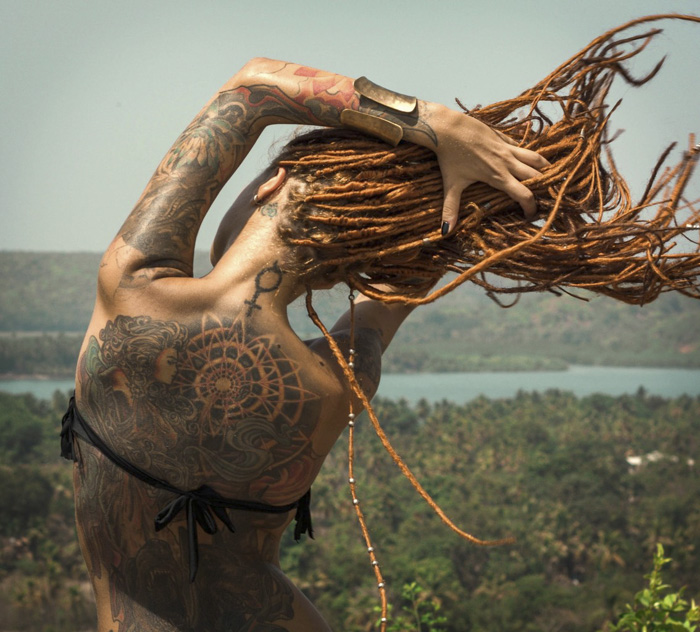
259, 203, 278, 219
245, 262, 284, 317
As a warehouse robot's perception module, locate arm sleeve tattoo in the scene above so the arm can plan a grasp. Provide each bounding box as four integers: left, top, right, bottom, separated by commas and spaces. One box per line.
114, 60, 438, 285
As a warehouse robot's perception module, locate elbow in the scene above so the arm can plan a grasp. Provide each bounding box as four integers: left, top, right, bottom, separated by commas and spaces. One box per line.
221, 57, 287, 96
239, 57, 284, 82
244, 56, 274, 68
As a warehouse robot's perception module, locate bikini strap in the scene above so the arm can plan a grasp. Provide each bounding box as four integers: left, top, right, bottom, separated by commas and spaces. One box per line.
60, 394, 314, 582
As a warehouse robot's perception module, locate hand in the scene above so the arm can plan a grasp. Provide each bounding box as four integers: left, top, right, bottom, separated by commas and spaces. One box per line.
429, 104, 550, 234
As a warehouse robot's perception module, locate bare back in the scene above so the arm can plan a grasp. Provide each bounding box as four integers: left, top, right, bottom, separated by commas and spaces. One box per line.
68, 59, 415, 630
72, 286, 351, 630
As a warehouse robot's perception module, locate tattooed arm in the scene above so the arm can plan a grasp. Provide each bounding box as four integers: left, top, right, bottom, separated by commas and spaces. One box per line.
100, 57, 547, 297
99, 58, 442, 296
307, 288, 418, 401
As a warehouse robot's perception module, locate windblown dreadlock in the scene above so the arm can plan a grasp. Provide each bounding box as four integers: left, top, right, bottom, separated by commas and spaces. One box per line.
277, 15, 698, 629
277, 14, 699, 307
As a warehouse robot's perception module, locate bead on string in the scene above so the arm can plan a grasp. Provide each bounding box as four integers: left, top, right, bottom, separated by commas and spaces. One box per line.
345, 286, 389, 631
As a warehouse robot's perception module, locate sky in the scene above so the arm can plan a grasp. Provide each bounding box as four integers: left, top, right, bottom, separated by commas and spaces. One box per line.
2, 0, 699, 253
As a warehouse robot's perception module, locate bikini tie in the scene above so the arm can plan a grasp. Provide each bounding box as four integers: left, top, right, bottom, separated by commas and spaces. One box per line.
59, 395, 78, 462
154, 485, 236, 582
60, 394, 315, 583
294, 488, 314, 541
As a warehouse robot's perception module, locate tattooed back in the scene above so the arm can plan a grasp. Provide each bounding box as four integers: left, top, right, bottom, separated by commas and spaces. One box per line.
71, 298, 347, 631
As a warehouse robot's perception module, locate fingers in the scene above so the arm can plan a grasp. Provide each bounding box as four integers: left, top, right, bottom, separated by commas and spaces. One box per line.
512, 146, 551, 170
440, 175, 537, 234
441, 184, 468, 235
494, 129, 517, 146
500, 178, 537, 219
503, 147, 547, 218
440, 161, 540, 236
493, 132, 550, 168
436, 135, 549, 235
510, 160, 542, 183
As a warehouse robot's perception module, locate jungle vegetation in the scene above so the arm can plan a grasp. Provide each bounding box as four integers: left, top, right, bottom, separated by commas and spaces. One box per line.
1, 389, 698, 631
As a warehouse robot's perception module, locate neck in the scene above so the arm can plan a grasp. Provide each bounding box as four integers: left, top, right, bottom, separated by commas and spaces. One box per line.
214, 207, 309, 312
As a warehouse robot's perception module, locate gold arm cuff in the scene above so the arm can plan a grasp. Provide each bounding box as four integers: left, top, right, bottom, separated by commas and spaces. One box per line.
340, 110, 403, 146
354, 76, 418, 114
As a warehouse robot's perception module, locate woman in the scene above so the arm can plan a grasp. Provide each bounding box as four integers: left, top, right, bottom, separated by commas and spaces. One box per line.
59, 54, 548, 631
61, 16, 698, 632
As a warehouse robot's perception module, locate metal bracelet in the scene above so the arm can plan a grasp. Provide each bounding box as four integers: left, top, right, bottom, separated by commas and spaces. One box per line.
354, 76, 417, 113
339, 110, 404, 146
339, 77, 417, 146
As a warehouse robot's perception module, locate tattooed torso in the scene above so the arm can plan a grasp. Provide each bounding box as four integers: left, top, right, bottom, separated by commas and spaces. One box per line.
71, 58, 397, 631
72, 308, 354, 632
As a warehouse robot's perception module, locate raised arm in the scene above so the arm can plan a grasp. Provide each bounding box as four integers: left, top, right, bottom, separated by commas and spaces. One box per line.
101, 57, 547, 297
102, 58, 361, 293
306, 286, 421, 405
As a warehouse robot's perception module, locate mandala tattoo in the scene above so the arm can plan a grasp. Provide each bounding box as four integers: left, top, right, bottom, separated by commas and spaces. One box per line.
73, 312, 324, 630
176, 316, 313, 430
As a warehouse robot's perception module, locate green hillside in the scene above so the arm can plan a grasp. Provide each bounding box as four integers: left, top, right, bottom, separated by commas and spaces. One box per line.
1, 251, 699, 375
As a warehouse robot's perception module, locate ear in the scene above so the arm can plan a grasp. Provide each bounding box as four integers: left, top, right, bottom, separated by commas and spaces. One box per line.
256, 167, 287, 203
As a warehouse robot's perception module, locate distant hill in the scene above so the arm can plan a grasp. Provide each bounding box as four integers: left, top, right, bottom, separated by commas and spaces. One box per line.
384, 283, 700, 371
1, 251, 699, 374
0, 251, 215, 332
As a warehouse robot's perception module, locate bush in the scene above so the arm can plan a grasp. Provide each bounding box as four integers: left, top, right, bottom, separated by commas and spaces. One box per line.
0, 466, 54, 536
604, 545, 699, 631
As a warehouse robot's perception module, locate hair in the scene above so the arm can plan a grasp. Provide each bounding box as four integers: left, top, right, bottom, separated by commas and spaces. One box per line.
276, 16, 699, 627
276, 14, 699, 309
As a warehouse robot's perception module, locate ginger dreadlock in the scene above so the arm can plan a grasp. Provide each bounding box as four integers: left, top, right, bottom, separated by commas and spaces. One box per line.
277, 15, 699, 629
277, 14, 699, 307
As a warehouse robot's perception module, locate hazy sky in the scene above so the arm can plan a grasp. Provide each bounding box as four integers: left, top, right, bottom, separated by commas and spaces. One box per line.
2, 0, 698, 253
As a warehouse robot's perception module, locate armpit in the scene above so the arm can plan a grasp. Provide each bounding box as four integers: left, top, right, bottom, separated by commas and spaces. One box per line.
332, 328, 384, 398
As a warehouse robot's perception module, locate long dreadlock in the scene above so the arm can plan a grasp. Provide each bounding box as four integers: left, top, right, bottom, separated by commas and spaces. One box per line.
278, 15, 698, 629
278, 14, 699, 307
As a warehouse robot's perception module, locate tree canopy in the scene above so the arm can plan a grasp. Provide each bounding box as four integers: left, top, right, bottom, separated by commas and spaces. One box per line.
2, 390, 697, 631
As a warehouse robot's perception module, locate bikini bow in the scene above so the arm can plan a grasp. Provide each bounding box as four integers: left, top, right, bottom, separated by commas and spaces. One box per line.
154, 485, 236, 582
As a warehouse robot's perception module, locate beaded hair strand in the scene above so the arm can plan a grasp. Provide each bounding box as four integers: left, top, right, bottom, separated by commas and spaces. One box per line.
286, 15, 698, 629
304, 290, 512, 632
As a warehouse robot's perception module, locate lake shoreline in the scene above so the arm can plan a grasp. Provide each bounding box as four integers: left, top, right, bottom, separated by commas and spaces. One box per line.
3, 363, 700, 382
4, 366, 700, 404
0, 372, 75, 381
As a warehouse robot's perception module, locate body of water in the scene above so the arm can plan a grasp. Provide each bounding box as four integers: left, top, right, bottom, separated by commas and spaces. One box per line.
377, 366, 700, 403
2, 366, 699, 403
0, 378, 76, 399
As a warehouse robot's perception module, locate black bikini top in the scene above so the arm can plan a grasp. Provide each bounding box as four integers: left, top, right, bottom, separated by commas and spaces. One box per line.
60, 394, 313, 581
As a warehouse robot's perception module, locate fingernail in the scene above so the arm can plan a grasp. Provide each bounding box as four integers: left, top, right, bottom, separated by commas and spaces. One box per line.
441, 222, 450, 236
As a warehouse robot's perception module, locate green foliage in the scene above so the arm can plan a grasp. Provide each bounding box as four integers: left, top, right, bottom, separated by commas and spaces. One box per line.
377, 582, 448, 632
604, 545, 700, 632
2, 391, 699, 631
0, 405, 44, 465
281, 390, 700, 631
0, 466, 54, 536
0, 392, 92, 632
0, 391, 66, 463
